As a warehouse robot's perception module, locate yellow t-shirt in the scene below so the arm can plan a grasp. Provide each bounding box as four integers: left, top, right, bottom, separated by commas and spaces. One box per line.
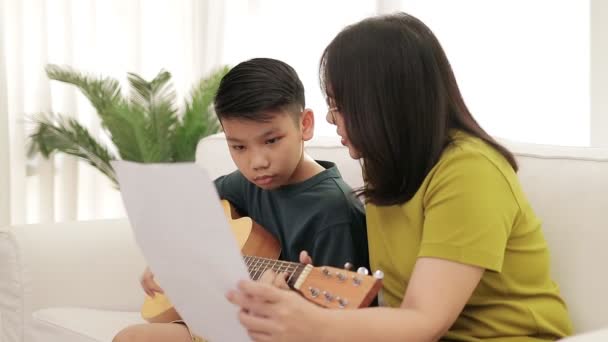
366, 131, 573, 341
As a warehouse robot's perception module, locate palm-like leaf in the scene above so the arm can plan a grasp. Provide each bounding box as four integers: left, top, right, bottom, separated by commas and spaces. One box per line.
28, 113, 118, 185
101, 101, 150, 162
45, 65, 148, 162
127, 70, 177, 162
46, 64, 123, 117
173, 66, 229, 161
29, 65, 227, 187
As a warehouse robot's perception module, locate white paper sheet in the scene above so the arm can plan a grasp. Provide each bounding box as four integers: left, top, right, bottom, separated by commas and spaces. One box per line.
113, 161, 250, 342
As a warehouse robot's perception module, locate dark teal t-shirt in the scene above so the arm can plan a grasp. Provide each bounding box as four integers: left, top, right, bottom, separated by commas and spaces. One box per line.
214, 161, 369, 270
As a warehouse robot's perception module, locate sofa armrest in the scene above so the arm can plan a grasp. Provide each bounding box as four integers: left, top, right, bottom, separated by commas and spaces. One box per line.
0, 219, 146, 340
561, 328, 608, 341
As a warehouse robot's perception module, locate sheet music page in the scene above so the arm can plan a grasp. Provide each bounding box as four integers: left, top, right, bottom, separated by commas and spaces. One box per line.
113, 161, 250, 342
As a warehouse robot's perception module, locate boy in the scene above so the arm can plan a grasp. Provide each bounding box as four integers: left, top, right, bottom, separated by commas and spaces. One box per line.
113, 58, 368, 342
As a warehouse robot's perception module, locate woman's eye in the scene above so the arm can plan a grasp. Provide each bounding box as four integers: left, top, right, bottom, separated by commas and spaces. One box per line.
266, 137, 280, 144
231, 145, 245, 151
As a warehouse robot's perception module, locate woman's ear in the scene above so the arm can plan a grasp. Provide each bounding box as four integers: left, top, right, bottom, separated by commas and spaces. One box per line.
300, 109, 315, 141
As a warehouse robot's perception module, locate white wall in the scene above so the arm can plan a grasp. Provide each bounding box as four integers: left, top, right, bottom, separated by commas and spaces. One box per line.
391, 0, 590, 146
221, 0, 377, 137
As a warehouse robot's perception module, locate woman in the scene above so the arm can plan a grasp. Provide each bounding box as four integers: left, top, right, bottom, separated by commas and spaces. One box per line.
226, 12, 572, 341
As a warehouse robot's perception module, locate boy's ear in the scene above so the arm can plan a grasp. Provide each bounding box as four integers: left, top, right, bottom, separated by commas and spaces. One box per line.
300, 108, 315, 141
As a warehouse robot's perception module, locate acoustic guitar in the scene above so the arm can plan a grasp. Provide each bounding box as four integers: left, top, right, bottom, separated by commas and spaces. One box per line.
141, 200, 383, 323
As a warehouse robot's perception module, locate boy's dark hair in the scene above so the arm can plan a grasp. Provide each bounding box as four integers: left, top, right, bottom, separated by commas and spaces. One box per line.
214, 58, 305, 122
320, 12, 518, 206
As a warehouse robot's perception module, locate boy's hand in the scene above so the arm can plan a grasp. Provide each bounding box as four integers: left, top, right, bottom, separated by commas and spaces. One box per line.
299, 250, 313, 265
140, 266, 164, 297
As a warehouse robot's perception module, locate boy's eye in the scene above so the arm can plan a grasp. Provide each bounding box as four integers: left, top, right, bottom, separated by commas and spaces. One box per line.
231, 145, 245, 151
265, 137, 280, 144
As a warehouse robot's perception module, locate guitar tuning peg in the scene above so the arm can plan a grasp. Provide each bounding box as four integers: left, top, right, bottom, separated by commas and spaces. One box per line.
308, 286, 320, 298
356, 267, 369, 276
344, 262, 353, 270
337, 297, 349, 309
374, 270, 384, 280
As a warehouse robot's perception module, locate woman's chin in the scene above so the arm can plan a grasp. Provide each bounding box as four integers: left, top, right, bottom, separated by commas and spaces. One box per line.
347, 148, 361, 160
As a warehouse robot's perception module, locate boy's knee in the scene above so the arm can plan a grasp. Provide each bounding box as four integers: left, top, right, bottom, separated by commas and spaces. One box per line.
113, 325, 147, 342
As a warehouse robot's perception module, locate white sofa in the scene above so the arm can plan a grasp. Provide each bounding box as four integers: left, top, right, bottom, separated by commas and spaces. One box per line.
1, 133, 607, 342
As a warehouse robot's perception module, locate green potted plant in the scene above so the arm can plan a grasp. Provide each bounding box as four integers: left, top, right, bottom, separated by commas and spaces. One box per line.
28, 64, 229, 187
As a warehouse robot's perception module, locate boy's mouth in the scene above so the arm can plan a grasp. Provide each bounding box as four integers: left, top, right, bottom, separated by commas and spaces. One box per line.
254, 175, 274, 186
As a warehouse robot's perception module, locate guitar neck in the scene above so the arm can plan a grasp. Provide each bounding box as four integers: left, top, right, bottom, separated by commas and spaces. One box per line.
243, 255, 309, 288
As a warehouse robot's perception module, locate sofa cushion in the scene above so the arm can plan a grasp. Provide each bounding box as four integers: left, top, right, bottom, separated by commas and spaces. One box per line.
501, 140, 608, 333
561, 327, 608, 341
30, 307, 144, 342
0, 227, 23, 342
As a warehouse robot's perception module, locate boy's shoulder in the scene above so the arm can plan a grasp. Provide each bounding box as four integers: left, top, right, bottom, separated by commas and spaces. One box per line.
295, 161, 364, 213
214, 161, 362, 212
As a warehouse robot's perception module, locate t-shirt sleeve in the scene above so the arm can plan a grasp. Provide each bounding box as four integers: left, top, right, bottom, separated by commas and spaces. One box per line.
310, 223, 361, 269
419, 151, 519, 272
214, 171, 249, 214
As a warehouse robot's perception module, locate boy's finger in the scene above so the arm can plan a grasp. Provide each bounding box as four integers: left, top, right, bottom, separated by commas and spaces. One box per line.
150, 283, 164, 293
299, 250, 313, 265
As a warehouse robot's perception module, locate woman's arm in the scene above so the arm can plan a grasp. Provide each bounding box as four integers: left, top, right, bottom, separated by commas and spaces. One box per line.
227, 257, 483, 342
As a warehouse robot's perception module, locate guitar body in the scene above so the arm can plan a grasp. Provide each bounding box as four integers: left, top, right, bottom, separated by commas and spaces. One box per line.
223, 201, 280, 259
141, 200, 280, 323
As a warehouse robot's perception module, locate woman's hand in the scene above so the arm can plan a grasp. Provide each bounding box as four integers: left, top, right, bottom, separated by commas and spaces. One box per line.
140, 266, 164, 297
226, 275, 330, 342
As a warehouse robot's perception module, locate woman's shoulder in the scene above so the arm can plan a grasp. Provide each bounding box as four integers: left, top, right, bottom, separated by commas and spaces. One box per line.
439, 130, 515, 177
421, 130, 523, 202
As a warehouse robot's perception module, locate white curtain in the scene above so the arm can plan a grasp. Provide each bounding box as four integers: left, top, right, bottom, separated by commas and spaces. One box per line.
0, 0, 225, 224
0, 3, 9, 227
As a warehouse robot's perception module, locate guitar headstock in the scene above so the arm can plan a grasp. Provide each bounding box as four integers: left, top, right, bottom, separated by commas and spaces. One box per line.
293, 265, 383, 309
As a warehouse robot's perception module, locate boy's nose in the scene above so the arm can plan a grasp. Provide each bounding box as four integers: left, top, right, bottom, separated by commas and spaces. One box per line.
251, 153, 270, 170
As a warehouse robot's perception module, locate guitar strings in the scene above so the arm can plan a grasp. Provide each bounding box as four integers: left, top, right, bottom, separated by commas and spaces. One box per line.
243, 256, 301, 281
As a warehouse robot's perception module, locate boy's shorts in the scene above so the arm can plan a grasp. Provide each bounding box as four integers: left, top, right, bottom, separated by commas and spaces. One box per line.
172, 320, 207, 342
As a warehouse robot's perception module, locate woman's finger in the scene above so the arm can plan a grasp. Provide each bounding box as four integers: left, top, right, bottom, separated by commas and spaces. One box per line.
248, 331, 273, 342
239, 309, 277, 335
238, 280, 284, 303
258, 269, 276, 284
273, 272, 290, 290
226, 289, 277, 317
